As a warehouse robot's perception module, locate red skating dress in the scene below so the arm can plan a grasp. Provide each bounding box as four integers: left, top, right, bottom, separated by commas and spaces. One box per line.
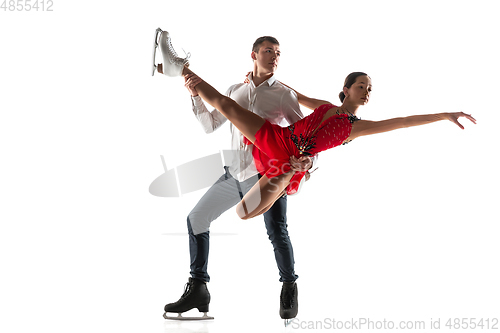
249, 103, 359, 195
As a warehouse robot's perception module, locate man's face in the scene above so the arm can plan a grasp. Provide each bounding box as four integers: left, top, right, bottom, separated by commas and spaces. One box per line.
252, 41, 281, 73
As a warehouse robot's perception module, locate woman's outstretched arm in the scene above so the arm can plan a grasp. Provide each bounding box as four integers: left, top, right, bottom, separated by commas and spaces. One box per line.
348, 112, 476, 141
279, 81, 332, 110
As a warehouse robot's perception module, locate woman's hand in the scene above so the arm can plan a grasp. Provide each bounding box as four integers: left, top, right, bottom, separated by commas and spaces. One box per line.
184, 73, 203, 96
444, 112, 477, 129
244, 72, 252, 84
289, 155, 312, 172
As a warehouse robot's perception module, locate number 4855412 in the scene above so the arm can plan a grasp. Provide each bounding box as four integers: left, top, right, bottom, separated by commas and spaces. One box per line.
1, 0, 54, 11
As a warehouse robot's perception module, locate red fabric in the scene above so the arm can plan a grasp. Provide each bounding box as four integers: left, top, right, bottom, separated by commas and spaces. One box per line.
248, 104, 354, 195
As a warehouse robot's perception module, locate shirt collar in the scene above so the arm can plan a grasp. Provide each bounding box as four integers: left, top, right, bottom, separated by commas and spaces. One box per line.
248, 72, 277, 87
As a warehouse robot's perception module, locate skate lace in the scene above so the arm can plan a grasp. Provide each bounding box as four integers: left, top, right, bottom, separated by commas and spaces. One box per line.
166, 36, 191, 65
182, 48, 191, 61
180, 281, 193, 299
281, 285, 295, 308
172, 53, 190, 66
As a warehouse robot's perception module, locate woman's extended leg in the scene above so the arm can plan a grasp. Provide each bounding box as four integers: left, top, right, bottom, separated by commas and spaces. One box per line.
182, 66, 265, 143
236, 172, 294, 220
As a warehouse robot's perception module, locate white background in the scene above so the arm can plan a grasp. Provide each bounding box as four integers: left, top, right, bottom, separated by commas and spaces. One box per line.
1, 1, 499, 333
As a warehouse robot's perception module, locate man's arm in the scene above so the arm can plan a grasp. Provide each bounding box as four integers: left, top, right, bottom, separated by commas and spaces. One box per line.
185, 73, 229, 133
279, 81, 332, 110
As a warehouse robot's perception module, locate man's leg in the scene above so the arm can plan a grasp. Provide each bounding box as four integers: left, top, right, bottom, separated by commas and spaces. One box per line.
164, 167, 257, 316
262, 193, 298, 283
260, 177, 299, 320
187, 167, 256, 281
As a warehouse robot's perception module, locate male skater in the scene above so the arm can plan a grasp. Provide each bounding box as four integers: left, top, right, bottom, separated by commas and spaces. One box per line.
156, 35, 326, 321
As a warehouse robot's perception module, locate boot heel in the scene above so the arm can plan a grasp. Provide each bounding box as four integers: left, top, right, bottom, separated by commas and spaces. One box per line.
197, 304, 209, 313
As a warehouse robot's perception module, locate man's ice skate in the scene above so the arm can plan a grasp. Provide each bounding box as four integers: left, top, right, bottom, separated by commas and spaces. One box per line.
163, 278, 214, 320
151, 27, 190, 77
280, 281, 298, 327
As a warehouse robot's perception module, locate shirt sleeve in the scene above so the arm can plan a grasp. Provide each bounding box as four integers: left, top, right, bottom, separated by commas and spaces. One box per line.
191, 86, 234, 133
280, 89, 319, 171
280, 89, 304, 125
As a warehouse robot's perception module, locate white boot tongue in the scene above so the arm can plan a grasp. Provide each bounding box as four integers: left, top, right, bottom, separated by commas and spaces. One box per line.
159, 30, 190, 77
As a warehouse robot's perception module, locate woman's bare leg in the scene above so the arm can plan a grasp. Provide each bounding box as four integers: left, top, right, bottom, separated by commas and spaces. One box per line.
249, 189, 287, 218
236, 172, 294, 220
182, 66, 265, 143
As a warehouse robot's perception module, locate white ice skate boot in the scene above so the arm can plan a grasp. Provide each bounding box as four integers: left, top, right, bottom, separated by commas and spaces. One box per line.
151, 28, 190, 77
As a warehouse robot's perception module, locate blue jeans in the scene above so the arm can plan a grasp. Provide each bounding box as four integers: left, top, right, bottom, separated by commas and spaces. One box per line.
187, 166, 298, 282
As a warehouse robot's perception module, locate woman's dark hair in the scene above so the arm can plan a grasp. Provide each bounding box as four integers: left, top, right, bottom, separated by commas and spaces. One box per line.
339, 72, 369, 102
252, 36, 280, 53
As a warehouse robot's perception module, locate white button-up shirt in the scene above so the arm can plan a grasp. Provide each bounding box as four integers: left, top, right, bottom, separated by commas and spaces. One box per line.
191, 73, 317, 182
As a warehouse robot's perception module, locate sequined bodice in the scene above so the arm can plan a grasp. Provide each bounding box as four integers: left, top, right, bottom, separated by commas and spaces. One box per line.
286, 104, 359, 156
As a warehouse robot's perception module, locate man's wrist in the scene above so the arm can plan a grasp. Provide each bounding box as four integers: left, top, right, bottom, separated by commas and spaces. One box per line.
192, 95, 203, 106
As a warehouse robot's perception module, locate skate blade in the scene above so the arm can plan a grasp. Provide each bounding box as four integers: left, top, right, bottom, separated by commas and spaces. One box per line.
284, 319, 294, 327
151, 28, 163, 76
163, 312, 214, 321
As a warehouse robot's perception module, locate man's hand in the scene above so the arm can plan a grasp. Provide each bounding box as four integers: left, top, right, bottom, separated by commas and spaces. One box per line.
184, 73, 202, 96
289, 155, 312, 172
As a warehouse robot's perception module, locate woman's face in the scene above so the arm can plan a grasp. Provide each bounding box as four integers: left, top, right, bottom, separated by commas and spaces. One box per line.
344, 75, 372, 105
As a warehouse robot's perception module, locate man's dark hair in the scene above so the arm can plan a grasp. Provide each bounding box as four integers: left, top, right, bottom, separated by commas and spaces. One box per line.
252, 36, 280, 53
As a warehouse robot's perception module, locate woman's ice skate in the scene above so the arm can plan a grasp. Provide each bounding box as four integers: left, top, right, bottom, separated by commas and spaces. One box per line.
151, 27, 190, 77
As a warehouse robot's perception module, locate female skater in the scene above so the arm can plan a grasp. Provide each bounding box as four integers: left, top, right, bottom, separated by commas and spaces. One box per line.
154, 29, 476, 220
